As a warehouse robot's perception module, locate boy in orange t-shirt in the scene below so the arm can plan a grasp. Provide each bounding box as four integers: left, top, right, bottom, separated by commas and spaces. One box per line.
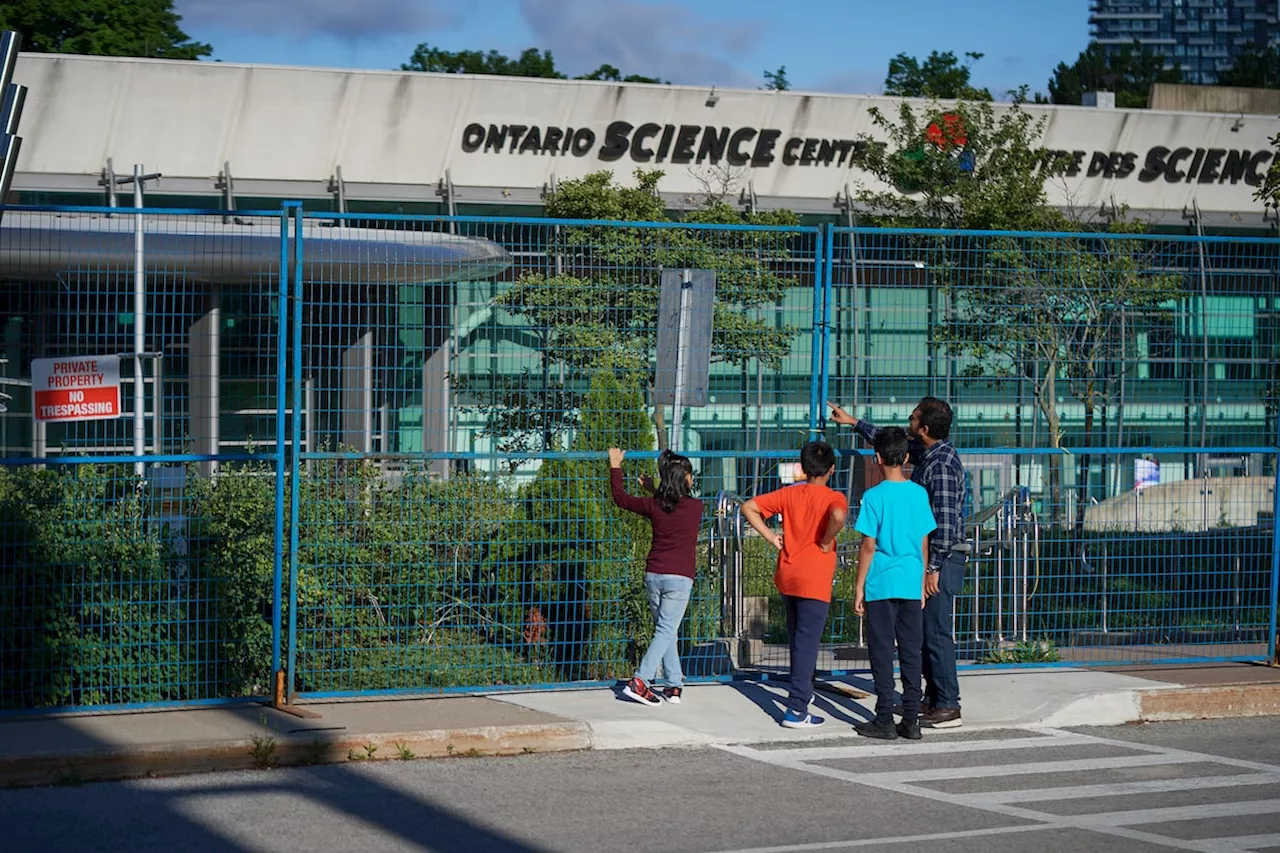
741, 441, 848, 728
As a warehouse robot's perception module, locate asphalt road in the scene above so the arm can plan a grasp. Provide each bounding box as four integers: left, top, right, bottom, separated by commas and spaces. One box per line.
3, 718, 1278, 853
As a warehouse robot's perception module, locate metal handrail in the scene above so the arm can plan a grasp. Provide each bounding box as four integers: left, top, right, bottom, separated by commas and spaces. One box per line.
711, 490, 745, 642
965, 486, 1040, 644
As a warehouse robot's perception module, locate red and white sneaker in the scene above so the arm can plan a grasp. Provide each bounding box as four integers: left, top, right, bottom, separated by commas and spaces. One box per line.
622, 676, 661, 707
662, 686, 683, 705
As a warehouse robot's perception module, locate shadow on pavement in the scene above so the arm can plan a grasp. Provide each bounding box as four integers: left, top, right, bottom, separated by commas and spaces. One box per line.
0, 710, 555, 853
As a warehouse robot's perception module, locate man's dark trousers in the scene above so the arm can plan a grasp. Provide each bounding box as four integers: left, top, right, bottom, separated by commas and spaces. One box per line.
865, 597, 923, 724
923, 551, 966, 710
783, 595, 830, 714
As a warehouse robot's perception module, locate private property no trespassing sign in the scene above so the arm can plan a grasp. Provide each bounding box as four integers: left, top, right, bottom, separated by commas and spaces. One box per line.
32, 355, 122, 422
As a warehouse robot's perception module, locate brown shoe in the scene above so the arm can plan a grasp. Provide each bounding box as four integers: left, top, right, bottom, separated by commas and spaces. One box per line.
921, 708, 962, 729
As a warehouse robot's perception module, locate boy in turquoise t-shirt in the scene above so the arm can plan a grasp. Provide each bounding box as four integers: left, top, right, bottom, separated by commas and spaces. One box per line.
852, 426, 938, 740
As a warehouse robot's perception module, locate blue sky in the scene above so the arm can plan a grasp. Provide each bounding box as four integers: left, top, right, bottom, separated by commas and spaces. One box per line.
174, 0, 1090, 100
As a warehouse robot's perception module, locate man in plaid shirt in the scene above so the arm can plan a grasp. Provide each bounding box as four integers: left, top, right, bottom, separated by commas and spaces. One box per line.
828, 397, 969, 729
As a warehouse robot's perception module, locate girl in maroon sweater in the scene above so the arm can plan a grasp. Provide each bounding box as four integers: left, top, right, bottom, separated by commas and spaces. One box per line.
608, 447, 703, 706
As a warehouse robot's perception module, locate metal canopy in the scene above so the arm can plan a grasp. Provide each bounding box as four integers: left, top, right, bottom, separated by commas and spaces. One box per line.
0, 212, 511, 284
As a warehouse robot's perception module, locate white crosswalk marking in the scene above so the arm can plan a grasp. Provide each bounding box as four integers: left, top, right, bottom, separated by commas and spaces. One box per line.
969, 772, 1280, 804
718, 728, 1280, 853
845, 751, 1199, 785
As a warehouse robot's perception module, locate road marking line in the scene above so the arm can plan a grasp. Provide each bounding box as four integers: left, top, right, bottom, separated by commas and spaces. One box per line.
717, 728, 1278, 853
968, 772, 1280, 804
1054, 730, 1280, 775
731, 732, 1097, 761
1076, 799, 1280, 827
700, 824, 1054, 853
1201, 834, 1280, 853
828, 752, 1199, 785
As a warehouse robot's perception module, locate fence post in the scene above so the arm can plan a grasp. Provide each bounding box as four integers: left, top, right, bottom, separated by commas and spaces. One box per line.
808, 226, 825, 438
1271, 410, 1280, 665
288, 203, 305, 703
819, 224, 835, 432
271, 202, 293, 705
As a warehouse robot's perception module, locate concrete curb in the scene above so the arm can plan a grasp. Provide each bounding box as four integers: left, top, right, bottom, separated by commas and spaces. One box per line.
1137, 682, 1280, 722
0, 721, 593, 789
1035, 682, 1280, 728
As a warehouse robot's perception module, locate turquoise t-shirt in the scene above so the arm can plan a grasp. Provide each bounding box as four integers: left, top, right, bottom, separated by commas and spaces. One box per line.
853, 480, 938, 601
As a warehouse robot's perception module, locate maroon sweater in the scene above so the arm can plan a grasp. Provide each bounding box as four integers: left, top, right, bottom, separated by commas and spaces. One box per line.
609, 467, 703, 579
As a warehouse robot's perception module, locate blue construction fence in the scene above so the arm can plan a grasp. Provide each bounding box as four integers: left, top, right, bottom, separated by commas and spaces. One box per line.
0, 202, 1276, 710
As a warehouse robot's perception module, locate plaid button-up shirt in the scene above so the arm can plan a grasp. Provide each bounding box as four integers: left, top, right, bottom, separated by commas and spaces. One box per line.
852, 419, 966, 572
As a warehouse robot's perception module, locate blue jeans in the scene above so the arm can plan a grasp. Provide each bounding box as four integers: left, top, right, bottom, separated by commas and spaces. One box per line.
636, 573, 693, 688
923, 551, 967, 710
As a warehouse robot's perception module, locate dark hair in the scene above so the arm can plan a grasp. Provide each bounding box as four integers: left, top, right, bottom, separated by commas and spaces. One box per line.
799, 441, 836, 478
873, 426, 910, 467
915, 396, 953, 441
656, 449, 693, 513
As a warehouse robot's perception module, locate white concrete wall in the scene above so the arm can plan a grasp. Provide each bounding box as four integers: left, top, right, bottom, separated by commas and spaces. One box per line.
10, 54, 1277, 221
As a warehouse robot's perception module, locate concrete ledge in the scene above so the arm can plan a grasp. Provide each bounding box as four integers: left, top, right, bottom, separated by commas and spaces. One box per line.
1036, 690, 1144, 728
0, 721, 592, 789
1138, 683, 1280, 722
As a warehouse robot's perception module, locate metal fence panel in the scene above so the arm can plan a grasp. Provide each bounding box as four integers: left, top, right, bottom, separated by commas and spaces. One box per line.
809, 226, 1280, 669
0, 206, 288, 710
1, 206, 1276, 711
286, 214, 820, 697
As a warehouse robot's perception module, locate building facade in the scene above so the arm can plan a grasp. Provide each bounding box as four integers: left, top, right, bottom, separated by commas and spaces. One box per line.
1091, 0, 1280, 84
1, 53, 1277, 507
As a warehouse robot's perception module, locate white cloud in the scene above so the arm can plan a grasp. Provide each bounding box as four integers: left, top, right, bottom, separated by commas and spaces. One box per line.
517, 0, 763, 86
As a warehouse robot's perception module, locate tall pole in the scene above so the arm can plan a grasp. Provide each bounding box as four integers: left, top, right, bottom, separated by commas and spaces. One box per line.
133, 165, 146, 475
670, 268, 692, 451
119, 164, 161, 473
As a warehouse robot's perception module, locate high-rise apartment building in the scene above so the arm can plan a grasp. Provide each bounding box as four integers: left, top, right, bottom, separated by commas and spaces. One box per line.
1090, 0, 1280, 84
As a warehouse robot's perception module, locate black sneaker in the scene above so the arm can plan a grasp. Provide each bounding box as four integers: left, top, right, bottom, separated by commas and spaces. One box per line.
621, 676, 661, 707
662, 686, 683, 705
921, 707, 962, 729
854, 720, 899, 740
896, 719, 923, 740
894, 702, 932, 717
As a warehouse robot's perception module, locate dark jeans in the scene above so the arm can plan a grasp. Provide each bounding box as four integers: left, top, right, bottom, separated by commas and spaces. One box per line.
864, 597, 923, 724
923, 551, 967, 710
783, 595, 831, 714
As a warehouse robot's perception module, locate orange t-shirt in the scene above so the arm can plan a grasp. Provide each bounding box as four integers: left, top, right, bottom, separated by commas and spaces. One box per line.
751, 483, 849, 602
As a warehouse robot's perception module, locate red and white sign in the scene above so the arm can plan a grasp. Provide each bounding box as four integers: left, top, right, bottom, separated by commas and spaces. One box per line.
32, 355, 122, 422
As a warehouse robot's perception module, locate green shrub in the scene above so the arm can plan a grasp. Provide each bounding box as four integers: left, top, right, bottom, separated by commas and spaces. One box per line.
0, 464, 192, 707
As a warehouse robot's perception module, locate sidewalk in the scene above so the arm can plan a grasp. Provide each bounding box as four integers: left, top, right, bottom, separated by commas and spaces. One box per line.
2, 662, 1277, 788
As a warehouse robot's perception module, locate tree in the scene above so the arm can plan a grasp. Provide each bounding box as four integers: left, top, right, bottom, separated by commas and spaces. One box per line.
505, 372, 657, 680
401, 45, 664, 83
0, 0, 211, 60
883, 51, 991, 100
763, 66, 790, 91
1048, 42, 1182, 109
453, 169, 801, 457
1217, 44, 1280, 89
402, 44, 565, 78
1256, 133, 1280, 212
853, 99, 1182, 527
578, 63, 666, 84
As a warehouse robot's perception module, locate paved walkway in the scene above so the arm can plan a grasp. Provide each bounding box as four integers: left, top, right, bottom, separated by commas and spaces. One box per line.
1, 662, 1277, 787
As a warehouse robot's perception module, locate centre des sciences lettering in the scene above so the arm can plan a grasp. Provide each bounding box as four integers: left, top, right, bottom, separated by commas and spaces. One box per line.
460, 120, 1274, 187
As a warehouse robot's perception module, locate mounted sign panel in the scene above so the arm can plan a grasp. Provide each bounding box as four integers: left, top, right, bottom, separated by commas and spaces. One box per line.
654, 269, 716, 408
32, 355, 122, 422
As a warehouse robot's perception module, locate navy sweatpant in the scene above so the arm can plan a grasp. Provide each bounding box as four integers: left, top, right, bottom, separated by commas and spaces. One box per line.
864, 597, 923, 725
784, 595, 830, 714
